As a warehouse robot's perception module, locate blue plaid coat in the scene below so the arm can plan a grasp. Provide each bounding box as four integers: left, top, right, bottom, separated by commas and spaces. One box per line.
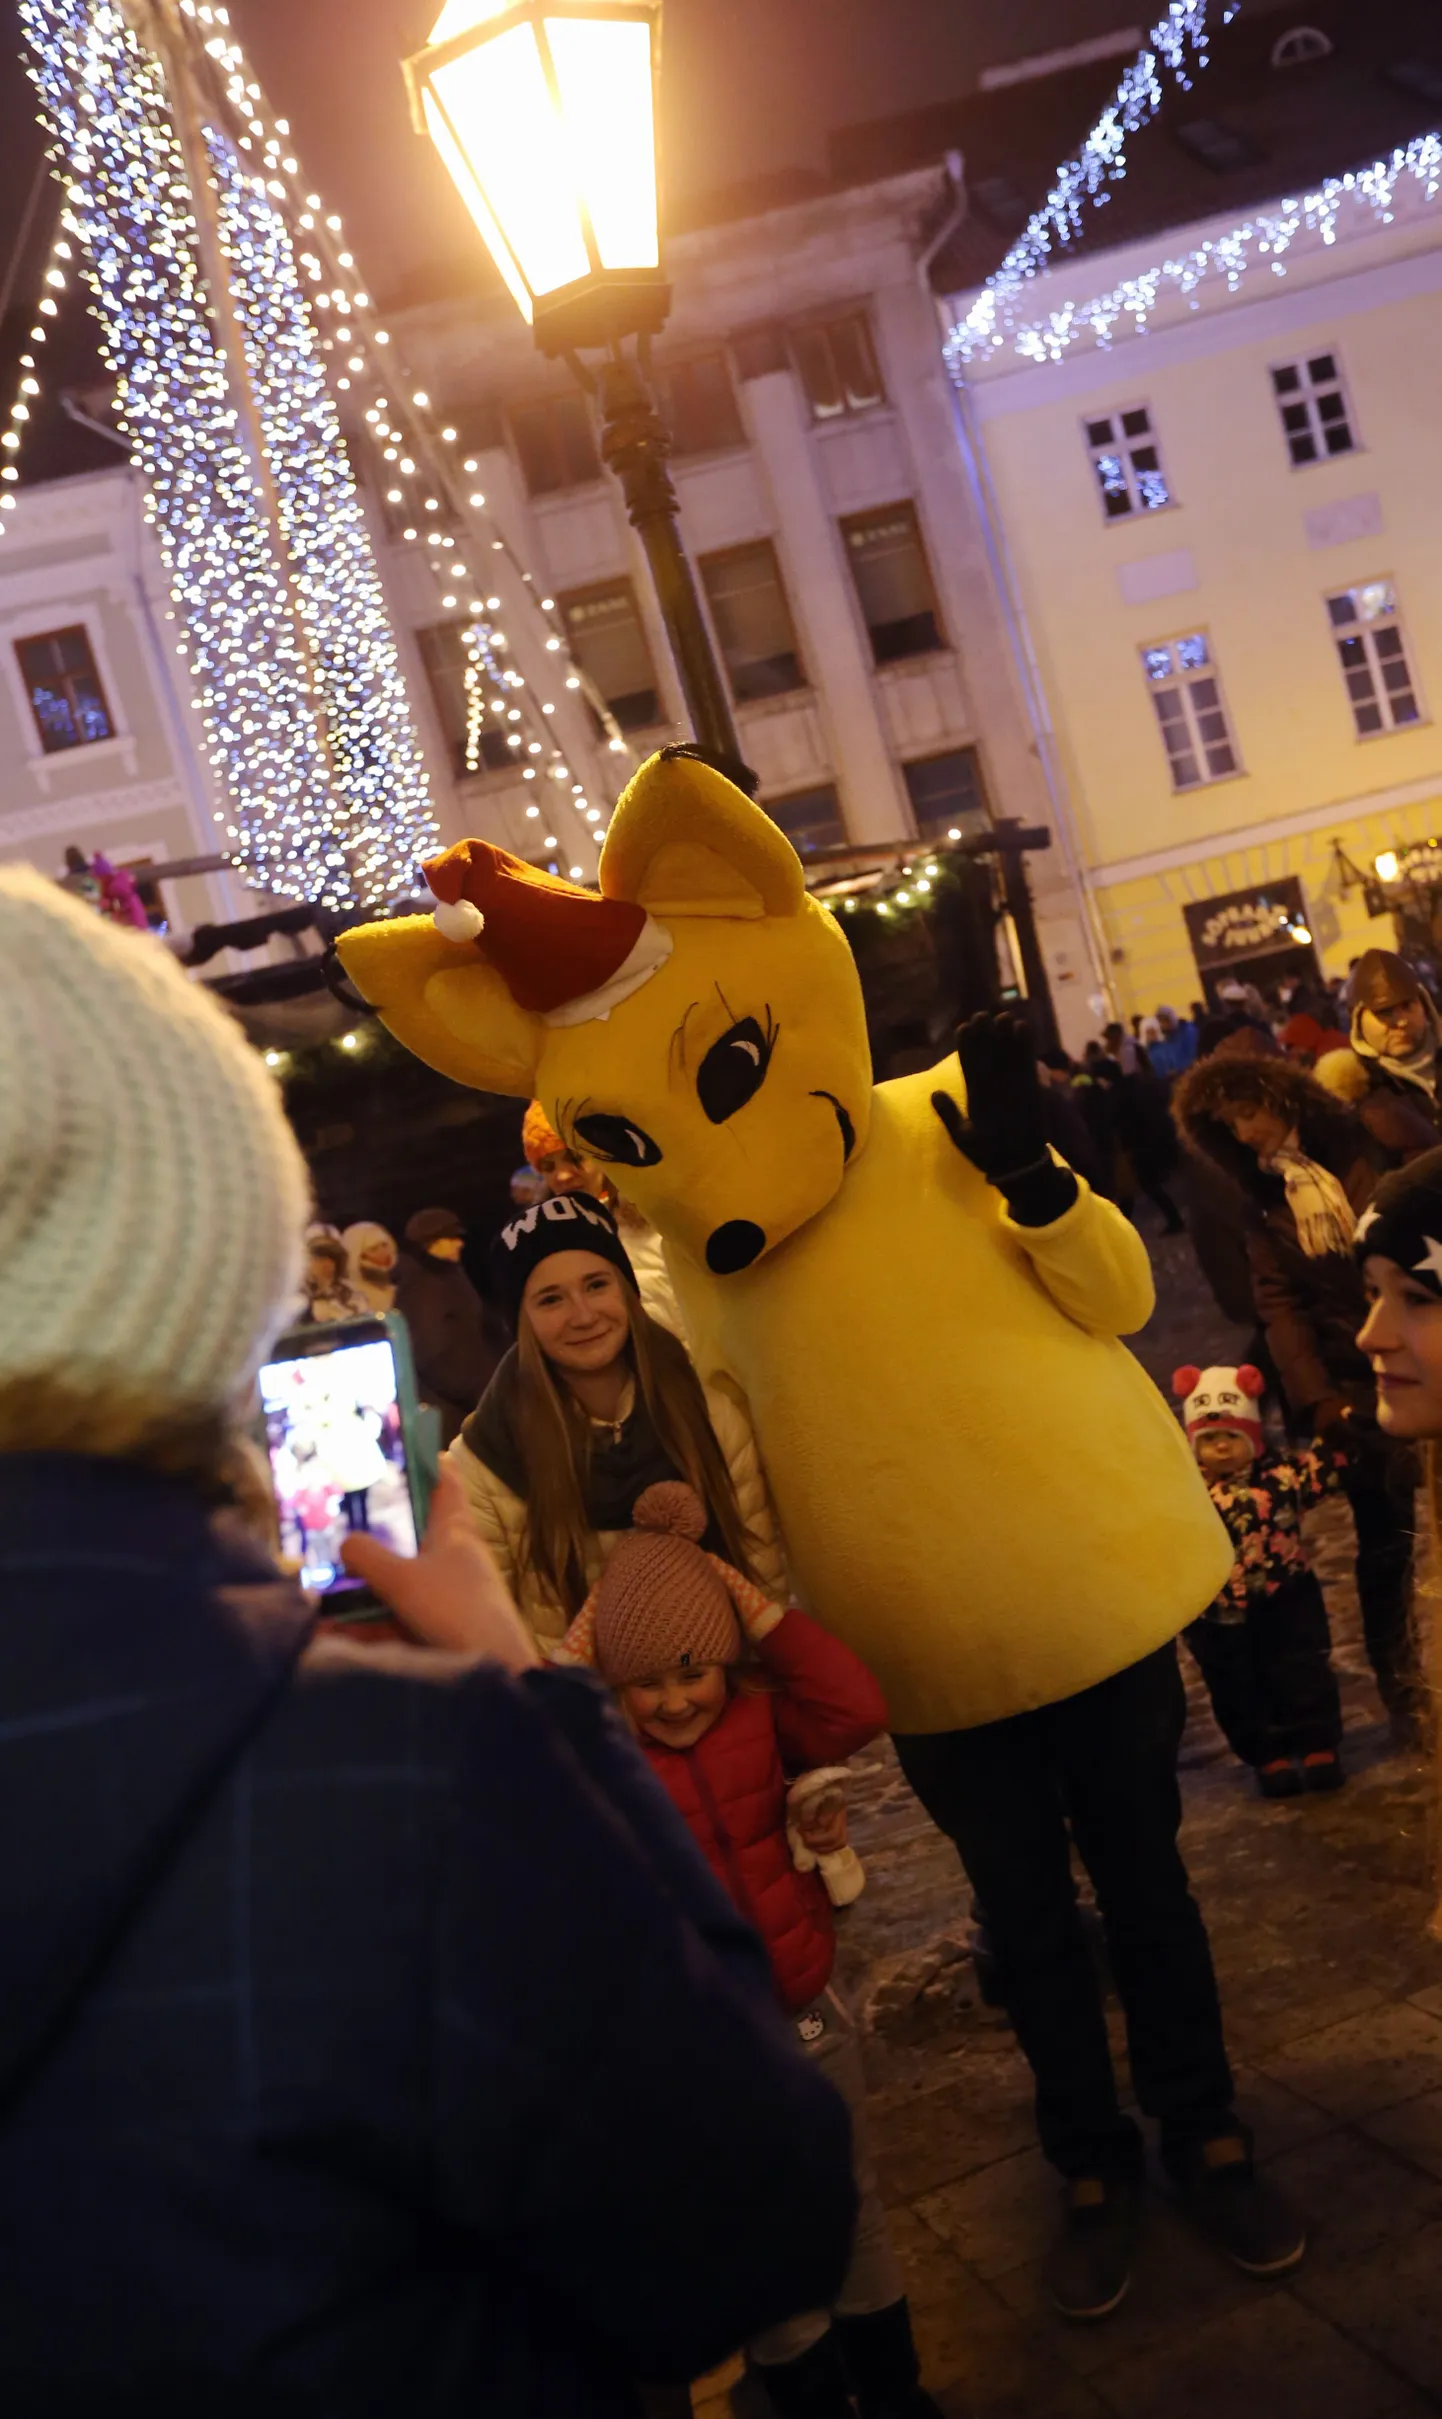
0, 1456, 854, 2416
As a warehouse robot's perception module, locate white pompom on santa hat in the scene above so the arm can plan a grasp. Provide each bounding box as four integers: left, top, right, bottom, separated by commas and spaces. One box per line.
1172, 1363, 1265, 1451
424, 837, 672, 1027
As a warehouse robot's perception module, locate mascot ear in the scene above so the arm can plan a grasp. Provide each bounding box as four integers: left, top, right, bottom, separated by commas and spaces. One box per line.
1236, 1364, 1265, 1398
601, 748, 806, 921
1172, 1364, 1201, 1398
336, 915, 543, 1098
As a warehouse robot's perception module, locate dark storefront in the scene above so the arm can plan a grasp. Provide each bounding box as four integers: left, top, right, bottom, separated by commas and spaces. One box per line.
1183, 877, 1322, 1011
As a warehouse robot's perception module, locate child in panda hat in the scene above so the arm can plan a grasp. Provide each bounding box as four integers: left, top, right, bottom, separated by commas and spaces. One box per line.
1173, 1363, 1348, 1797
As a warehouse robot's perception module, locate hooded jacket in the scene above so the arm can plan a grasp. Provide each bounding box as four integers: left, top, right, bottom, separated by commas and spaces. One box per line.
0, 1454, 854, 2416
637, 1607, 887, 2014
1313, 987, 1442, 1167
1173, 1057, 1381, 1421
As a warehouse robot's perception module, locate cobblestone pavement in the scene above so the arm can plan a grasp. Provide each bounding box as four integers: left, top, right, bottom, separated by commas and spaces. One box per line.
745, 1190, 1442, 2418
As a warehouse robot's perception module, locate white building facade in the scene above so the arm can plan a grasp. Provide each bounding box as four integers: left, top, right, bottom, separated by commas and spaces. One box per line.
0, 464, 247, 930
382, 168, 1106, 1046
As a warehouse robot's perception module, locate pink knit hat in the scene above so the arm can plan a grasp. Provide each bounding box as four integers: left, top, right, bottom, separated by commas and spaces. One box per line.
591, 1483, 744, 1686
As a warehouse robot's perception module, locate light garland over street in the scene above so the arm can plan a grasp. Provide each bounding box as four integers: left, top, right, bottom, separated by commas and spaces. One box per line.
947, 131, 1442, 371
950, 1, 1238, 366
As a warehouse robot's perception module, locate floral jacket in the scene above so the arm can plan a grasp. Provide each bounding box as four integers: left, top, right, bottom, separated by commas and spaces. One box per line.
1200, 1446, 1347, 1624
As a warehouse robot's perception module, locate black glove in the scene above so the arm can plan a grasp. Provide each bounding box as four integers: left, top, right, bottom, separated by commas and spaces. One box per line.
932, 1011, 1079, 1228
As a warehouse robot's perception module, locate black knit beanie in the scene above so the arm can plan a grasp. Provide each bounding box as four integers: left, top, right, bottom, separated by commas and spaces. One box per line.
1354, 1147, 1442, 1297
490, 1190, 639, 1324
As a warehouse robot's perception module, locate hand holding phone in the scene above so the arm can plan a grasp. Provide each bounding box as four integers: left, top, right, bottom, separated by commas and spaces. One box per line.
342, 1467, 538, 1673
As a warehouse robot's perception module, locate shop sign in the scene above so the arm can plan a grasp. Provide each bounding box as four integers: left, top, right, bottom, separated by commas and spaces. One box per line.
1183, 877, 1310, 970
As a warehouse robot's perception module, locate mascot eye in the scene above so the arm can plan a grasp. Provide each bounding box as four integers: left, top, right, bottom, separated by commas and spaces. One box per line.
698, 1016, 776, 1125
574, 1112, 664, 1168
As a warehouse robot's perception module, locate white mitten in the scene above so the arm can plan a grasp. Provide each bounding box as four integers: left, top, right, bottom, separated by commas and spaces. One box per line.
787, 1768, 865, 1906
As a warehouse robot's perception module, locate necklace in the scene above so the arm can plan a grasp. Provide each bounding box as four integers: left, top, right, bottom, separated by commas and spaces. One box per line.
587, 1375, 635, 1444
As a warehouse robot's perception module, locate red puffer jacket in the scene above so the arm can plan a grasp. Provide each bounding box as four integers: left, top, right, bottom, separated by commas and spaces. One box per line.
636, 1608, 888, 2013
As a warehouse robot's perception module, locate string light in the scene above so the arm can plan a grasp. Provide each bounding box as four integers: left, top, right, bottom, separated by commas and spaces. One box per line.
20, 0, 436, 907
0, 214, 75, 530
948, 131, 1442, 367
950, 2, 1240, 367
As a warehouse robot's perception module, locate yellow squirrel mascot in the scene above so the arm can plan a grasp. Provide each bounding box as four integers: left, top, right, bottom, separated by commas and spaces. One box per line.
339, 744, 1229, 1735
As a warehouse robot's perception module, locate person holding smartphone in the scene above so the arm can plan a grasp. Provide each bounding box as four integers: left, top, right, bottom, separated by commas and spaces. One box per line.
0, 868, 857, 2415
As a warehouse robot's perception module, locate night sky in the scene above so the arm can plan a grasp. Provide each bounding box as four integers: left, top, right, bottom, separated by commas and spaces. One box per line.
0, 0, 1138, 310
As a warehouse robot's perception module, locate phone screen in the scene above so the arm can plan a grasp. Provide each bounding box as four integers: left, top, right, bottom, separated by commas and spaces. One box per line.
259, 1332, 418, 1600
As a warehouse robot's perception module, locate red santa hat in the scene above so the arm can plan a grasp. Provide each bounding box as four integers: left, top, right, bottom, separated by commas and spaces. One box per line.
1172, 1363, 1265, 1452
423, 839, 672, 1026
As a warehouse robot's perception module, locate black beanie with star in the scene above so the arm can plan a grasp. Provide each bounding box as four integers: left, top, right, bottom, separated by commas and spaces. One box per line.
1355, 1147, 1442, 1297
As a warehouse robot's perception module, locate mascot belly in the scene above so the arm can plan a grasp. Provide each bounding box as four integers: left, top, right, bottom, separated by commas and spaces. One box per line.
677, 1069, 1228, 1731
339, 747, 1231, 1736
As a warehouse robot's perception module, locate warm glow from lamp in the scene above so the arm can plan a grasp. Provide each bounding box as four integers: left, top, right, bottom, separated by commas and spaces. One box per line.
1375, 850, 1400, 883
408, 0, 664, 348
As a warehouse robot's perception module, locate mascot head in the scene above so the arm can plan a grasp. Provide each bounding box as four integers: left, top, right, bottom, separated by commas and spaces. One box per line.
338, 749, 871, 1273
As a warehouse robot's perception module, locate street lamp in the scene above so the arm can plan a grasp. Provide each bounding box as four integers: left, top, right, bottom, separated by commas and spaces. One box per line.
405, 0, 742, 762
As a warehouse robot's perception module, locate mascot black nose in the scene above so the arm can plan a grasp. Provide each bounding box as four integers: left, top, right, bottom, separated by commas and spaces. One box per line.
706, 1220, 766, 1274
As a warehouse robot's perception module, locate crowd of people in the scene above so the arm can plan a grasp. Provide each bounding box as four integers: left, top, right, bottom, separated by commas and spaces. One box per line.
10, 852, 1442, 2419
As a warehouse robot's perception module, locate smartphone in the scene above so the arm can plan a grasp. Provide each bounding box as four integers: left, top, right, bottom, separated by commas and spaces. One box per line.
258, 1313, 437, 1618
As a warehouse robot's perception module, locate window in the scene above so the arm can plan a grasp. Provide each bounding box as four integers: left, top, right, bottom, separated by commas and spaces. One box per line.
765, 785, 845, 854
15, 626, 114, 754
699, 541, 805, 701
1083, 405, 1172, 520
903, 749, 989, 840
1326, 582, 1422, 736
414, 621, 513, 775
841, 502, 943, 664
558, 581, 660, 731
654, 353, 745, 456
791, 313, 885, 420
1141, 633, 1240, 789
509, 391, 600, 495
1271, 352, 1355, 466
1272, 25, 1332, 66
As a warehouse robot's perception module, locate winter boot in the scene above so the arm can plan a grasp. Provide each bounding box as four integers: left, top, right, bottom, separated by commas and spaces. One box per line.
833, 2300, 945, 2417
1172, 2133, 1306, 2276
1256, 1757, 1302, 1799
753, 2328, 855, 2419
1301, 1749, 1345, 1792
1047, 2175, 1140, 2320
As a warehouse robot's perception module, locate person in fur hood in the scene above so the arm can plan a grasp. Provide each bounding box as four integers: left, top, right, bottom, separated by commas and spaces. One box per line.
1313, 949, 1442, 1167
1173, 1053, 1419, 1736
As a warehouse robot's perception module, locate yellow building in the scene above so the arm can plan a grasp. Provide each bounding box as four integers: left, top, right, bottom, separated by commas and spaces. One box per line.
943, 14, 1442, 1019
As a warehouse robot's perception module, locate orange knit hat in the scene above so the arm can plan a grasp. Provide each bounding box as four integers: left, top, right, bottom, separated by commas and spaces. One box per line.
522, 1099, 567, 1169
591, 1483, 742, 1686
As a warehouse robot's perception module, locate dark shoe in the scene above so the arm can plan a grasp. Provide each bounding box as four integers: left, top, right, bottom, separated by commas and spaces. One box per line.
1176, 2135, 1306, 2276
834, 2300, 944, 2417
1301, 1749, 1345, 1792
755, 2327, 855, 2418
1256, 1758, 1302, 1799
1047, 2176, 1139, 2320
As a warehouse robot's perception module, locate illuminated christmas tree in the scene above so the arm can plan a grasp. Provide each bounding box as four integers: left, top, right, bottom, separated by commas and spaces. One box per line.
19, 0, 438, 909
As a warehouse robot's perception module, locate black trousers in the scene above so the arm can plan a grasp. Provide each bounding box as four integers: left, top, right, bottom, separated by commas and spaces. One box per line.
893, 1644, 1234, 2182
1344, 1464, 1415, 1719
1185, 1572, 1342, 1767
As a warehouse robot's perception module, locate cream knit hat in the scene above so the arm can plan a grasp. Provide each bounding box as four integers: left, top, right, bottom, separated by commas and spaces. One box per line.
0, 865, 309, 1416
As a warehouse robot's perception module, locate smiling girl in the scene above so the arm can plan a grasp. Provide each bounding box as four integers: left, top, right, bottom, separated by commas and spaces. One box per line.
447, 1192, 783, 1652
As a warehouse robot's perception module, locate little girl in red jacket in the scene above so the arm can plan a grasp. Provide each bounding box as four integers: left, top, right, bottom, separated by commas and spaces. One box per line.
567, 1480, 940, 2419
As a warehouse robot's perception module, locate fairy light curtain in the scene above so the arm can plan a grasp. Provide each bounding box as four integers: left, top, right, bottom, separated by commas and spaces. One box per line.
19, 0, 437, 908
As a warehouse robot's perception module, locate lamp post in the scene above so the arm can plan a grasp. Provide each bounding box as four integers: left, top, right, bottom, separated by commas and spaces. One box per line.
404, 0, 741, 763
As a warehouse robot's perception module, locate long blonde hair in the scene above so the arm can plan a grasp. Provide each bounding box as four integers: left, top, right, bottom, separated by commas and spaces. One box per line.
514, 1289, 758, 1619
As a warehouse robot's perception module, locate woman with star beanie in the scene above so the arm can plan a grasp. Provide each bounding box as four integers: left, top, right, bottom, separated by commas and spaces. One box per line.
0, 867, 857, 2412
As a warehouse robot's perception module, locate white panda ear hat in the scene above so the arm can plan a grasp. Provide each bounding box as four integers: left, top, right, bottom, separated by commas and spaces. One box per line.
1172, 1363, 1264, 1453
